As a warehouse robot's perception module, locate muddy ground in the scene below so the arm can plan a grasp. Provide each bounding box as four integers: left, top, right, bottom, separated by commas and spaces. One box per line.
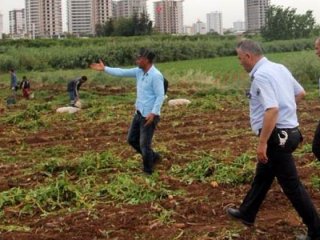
0, 84, 320, 240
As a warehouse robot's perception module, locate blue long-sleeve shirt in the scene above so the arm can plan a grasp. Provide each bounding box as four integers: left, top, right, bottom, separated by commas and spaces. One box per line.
105, 66, 165, 117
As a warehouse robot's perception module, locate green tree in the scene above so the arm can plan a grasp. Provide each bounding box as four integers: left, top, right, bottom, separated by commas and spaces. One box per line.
261, 5, 316, 40
135, 11, 153, 35
113, 17, 135, 36
312, 24, 320, 37
95, 19, 114, 37
95, 12, 152, 37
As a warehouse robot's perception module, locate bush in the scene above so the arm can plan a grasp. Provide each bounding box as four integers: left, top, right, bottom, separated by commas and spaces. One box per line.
0, 36, 316, 71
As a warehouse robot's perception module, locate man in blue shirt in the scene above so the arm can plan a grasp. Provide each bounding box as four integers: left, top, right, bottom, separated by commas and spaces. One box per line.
90, 48, 165, 175
312, 37, 320, 161
226, 40, 320, 240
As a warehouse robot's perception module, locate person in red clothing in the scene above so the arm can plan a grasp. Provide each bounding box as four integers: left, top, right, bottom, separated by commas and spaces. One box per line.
20, 76, 31, 99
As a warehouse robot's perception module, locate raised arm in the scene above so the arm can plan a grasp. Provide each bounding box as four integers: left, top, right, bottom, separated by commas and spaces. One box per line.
90, 60, 137, 78
90, 59, 105, 71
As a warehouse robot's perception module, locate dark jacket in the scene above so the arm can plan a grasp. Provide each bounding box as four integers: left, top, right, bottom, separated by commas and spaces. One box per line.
67, 78, 83, 96
20, 79, 30, 89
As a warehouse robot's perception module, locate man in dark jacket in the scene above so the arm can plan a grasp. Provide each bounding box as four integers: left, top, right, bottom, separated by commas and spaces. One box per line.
67, 76, 87, 106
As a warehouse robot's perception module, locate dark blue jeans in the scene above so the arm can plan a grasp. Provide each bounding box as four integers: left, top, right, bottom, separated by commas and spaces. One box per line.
127, 111, 160, 174
68, 91, 76, 105
240, 128, 320, 238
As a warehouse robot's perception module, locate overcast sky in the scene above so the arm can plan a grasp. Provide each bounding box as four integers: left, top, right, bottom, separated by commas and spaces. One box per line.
1, 0, 320, 33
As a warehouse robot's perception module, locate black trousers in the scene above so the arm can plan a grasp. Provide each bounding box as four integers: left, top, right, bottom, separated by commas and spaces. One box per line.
239, 128, 320, 237
312, 121, 320, 161
127, 111, 160, 174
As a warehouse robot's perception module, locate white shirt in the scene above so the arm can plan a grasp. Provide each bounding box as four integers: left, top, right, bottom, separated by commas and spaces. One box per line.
249, 57, 304, 133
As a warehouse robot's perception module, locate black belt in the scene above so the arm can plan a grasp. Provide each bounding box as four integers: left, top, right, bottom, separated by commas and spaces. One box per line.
258, 127, 299, 136
276, 127, 299, 132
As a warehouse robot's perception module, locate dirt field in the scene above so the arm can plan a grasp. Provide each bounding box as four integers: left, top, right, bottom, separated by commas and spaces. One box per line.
0, 83, 320, 240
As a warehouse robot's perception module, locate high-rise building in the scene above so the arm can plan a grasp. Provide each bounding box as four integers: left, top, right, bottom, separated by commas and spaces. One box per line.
67, 0, 112, 36
26, 0, 62, 38
92, 0, 113, 25
154, 0, 184, 34
25, 0, 40, 38
183, 25, 192, 35
244, 0, 270, 32
0, 13, 3, 39
39, 0, 63, 37
113, 0, 147, 19
207, 11, 223, 35
233, 20, 245, 32
192, 20, 206, 35
9, 9, 26, 38
67, 0, 93, 35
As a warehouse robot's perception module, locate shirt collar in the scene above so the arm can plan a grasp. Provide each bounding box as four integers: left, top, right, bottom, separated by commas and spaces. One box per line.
249, 57, 268, 80
144, 65, 155, 76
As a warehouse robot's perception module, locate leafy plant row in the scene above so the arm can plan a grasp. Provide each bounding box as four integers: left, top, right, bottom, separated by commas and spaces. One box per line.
0, 37, 315, 71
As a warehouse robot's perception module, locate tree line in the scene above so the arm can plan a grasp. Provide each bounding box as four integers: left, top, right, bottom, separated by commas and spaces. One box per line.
261, 5, 320, 40
95, 12, 152, 37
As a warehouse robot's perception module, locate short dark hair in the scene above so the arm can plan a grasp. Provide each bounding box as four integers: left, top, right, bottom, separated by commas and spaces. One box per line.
23, 76, 27, 80
81, 76, 87, 81
137, 48, 156, 63
236, 39, 263, 56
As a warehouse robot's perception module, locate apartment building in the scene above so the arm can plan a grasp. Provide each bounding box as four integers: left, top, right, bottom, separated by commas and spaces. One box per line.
207, 11, 223, 35
68, 0, 113, 36
9, 9, 26, 37
25, 0, 62, 38
244, 0, 270, 32
154, 0, 184, 34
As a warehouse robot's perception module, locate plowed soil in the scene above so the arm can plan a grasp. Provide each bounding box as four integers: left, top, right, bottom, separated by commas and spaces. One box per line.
0, 84, 320, 240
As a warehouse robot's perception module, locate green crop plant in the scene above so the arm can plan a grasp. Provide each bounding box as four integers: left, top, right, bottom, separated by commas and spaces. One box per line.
170, 153, 255, 185
295, 143, 312, 157
75, 151, 137, 176
0, 149, 17, 163
0, 188, 25, 210
4, 103, 52, 130
39, 145, 70, 158
103, 173, 176, 204
151, 203, 176, 225
40, 158, 72, 174
0, 225, 31, 233
170, 155, 215, 184
311, 175, 320, 190
15, 174, 84, 215
212, 153, 255, 185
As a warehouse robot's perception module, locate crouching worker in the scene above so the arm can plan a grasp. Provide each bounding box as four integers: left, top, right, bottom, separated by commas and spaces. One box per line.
90, 48, 165, 175
20, 76, 31, 99
67, 76, 87, 107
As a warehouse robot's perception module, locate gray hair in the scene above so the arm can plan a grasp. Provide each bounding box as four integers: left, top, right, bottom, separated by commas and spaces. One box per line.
236, 39, 263, 56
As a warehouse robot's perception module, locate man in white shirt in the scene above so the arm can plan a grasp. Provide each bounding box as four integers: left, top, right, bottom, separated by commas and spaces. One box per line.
226, 39, 320, 240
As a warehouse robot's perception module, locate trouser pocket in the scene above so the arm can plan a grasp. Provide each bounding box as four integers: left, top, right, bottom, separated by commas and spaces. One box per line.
268, 128, 302, 153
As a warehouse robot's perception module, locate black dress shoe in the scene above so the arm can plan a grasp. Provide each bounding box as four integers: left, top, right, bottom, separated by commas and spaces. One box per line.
226, 207, 254, 227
